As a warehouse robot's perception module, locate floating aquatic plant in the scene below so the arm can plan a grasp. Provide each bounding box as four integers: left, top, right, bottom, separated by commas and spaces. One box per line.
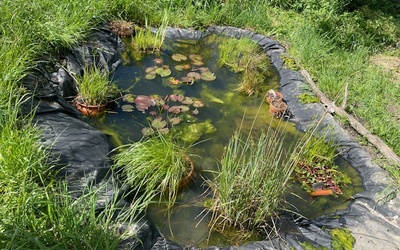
201, 71, 216, 81
151, 117, 167, 129
154, 58, 163, 64
169, 117, 181, 125
141, 127, 155, 136
121, 104, 134, 112
123, 94, 135, 103
189, 54, 202, 61
172, 53, 187, 62
155, 66, 171, 77
192, 100, 204, 108
169, 77, 180, 85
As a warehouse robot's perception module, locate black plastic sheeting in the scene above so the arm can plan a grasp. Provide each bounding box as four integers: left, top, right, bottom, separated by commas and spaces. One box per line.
22, 26, 400, 250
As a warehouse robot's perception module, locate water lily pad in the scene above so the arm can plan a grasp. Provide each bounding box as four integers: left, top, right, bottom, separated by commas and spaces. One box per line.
169, 117, 181, 125
151, 117, 167, 129
149, 111, 157, 116
153, 58, 163, 64
181, 97, 193, 105
175, 64, 191, 71
169, 94, 178, 102
189, 54, 203, 61
123, 94, 135, 103
169, 77, 180, 85
145, 73, 156, 79
192, 60, 204, 66
121, 104, 134, 112
192, 108, 199, 115
197, 67, 210, 73
135, 95, 156, 112
177, 94, 185, 102
155, 67, 171, 77
174, 65, 184, 71
141, 127, 155, 136
187, 72, 201, 80
201, 71, 216, 81
192, 100, 204, 108
180, 76, 194, 85
168, 106, 181, 114
158, 127, 170, 134
180, 105, 190, 112
145, 66, 157, 73
172, 54, 187, 62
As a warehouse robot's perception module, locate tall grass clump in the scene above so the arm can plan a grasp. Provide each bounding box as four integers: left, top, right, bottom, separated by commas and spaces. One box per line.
74, 65, 119, 106
0, 180, 140, 249
207, 119, 295, 236
113, 134, 194, 210
218, 37, 274, 96
131, 13, 168, 54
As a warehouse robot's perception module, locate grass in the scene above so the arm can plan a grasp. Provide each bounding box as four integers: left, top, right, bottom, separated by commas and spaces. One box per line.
1, 0, 400, 247
113, 134, 193, 210
130, 13, 168, 54
74, 65, 119, 106
207, 118, 295, 237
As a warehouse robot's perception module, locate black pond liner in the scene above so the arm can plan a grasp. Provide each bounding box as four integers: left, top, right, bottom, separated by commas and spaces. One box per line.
22, 26, 400, 249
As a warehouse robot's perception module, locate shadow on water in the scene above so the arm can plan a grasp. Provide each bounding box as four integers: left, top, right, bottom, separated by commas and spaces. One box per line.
84, 35, 363, 247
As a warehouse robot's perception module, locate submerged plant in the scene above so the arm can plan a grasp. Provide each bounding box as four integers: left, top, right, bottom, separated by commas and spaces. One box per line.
113, 134, 194, 210
218, 37, 273, 96
294, 132, 352, 196
207, 119, 295, 237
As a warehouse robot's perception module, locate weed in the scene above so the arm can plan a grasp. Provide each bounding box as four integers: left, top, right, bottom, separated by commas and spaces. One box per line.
218, 37, 273, 96
298, 93, 320, 104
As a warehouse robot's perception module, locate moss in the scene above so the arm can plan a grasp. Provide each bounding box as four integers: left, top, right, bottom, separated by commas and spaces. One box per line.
301, 241, 329, 250
330, 228, 355, 250
281, 54, 300, 71
178, 119, 217, 144
298, 93, 320, 104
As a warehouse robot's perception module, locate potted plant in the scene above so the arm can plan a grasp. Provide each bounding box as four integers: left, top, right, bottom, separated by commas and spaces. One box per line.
73, 65, 119, 116
113, 133, 195, 210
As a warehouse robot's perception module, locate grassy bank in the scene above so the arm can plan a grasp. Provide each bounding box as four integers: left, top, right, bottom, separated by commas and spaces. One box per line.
1, 0, 400, 248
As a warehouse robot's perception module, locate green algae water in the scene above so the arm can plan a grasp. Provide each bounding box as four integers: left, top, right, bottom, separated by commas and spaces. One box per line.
85, 35, 363, 247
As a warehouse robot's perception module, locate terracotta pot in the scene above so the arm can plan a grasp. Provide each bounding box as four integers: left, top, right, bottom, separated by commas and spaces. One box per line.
269, 101, 287, 117
265, 91, 283, 104
179, 156, 196, 190
74, 98, 108, 116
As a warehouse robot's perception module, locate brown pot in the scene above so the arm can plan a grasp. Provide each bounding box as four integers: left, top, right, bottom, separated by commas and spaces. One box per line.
179, 156, 196, 190
269, 101, 287, 118
74, 98, 108, 116
265, 91, 283, 104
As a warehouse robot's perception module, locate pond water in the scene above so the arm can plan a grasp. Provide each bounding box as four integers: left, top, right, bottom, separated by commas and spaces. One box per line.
84, 35, 363, 247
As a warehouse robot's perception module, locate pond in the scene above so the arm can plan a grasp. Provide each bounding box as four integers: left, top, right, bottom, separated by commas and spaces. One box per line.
83, 34, 363, 247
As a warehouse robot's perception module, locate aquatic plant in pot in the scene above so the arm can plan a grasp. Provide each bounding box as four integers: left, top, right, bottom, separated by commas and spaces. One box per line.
113, 133, 195, 210
73, 65, 119, 116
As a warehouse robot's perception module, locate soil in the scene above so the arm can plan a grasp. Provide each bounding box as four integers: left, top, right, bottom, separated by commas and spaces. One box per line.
370, 55, 400, 82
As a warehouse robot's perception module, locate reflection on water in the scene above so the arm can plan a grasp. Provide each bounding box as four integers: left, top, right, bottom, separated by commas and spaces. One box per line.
84, 35, 363, 247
